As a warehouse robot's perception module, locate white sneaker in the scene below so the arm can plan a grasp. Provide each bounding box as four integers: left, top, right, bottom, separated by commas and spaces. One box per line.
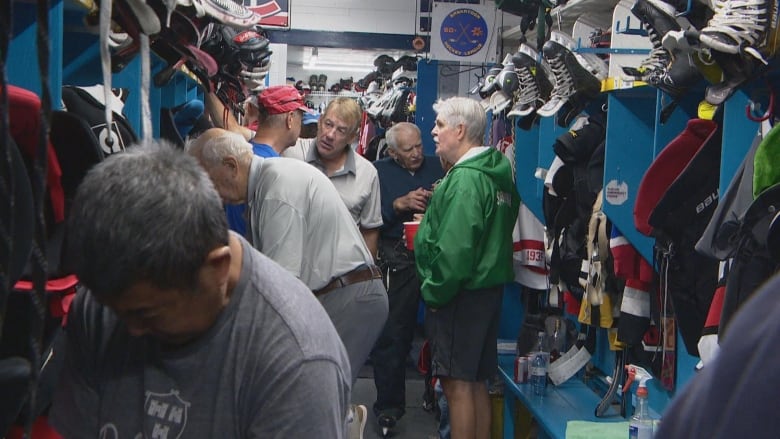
347, 404, 367, 439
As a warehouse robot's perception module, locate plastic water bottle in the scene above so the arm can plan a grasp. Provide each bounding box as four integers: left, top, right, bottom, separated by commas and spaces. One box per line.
627, 365, 656, 439
530, 331, 548, 396
629, 388, 654, 439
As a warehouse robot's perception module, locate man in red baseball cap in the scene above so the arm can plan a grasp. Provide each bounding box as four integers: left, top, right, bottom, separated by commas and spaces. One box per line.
257, 84, 311, 113
205, 85, 312, 152
246, 85, 313, 157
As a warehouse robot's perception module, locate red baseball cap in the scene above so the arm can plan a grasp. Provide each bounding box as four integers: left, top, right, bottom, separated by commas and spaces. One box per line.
257, 85, 312, 115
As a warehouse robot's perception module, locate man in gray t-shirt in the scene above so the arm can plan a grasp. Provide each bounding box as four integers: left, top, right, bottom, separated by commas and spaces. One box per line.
50, 142, 350, 438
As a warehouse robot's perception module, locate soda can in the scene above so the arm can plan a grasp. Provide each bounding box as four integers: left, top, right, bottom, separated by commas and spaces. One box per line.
514, 356, 528, 383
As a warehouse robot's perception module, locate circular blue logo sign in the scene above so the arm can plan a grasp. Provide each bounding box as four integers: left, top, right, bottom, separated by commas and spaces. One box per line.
440, 8, 488, 57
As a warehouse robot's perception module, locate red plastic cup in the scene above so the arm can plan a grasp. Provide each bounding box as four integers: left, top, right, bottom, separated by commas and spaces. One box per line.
403, 221, 420, 250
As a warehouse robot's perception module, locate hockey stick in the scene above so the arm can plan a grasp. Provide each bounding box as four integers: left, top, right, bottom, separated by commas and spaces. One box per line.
447, 23, 479, 45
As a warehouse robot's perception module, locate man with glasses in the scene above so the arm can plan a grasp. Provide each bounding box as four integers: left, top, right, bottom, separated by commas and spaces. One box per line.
284, 97, 383, 259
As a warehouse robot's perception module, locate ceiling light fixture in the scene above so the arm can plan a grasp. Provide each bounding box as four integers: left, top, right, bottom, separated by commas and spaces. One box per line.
301, 47, 377, 73
302, 64, 376, 73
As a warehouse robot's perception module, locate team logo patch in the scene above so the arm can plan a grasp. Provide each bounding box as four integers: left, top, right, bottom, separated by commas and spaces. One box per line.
91, 121, 126, 155
496, 191, 512, 207
440, 8, 488, 57
144, 390, 190, 439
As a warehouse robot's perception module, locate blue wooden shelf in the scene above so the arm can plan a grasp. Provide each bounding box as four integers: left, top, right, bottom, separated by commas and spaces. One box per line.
498, 354, 625, 439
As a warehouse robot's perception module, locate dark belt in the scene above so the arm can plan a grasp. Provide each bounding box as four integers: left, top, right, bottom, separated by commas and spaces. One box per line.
314, 265, 383, 297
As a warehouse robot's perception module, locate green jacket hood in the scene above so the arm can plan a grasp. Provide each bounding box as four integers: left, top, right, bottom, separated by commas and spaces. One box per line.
456, 148, 516, 193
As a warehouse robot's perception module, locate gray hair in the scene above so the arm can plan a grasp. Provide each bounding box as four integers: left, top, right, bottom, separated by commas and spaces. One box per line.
385, 122, 421, 150
188, 129, 253, 169
432, 97, 486, 145
66, 139, 229, 300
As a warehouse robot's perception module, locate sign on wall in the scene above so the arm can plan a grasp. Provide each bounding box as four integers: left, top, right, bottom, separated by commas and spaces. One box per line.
244, 0, 290, 28
429, 2, 497, 63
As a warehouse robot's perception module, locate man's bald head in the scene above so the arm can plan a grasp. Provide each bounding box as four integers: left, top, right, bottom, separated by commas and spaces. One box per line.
186, 128, 253, 205
188, 128, 253, 167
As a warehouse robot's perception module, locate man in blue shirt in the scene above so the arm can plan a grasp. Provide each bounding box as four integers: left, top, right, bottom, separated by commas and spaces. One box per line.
371, 122, 444, 432
300, 111, 319, 139
225, 85, 312, 234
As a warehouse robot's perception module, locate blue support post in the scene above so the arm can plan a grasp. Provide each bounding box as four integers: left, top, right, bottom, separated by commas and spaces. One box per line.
652, 89, 696, 157
602, 87, 657, 263
499, 282, 524, 340
8, 0, 64, 108
537, 116, 567, 182
514, 119, 543, 222
485, 110, 493, 144
416, 59, 438, 156
62, 40, 101, 84
502, 391, 516, 439
111, 56, 142, 134
720, 88, 759, 191
157, 71, 205, 139
534, 116, 568, 221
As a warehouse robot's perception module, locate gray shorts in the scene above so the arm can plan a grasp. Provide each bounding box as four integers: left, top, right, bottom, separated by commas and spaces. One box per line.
425, 286, 503, 382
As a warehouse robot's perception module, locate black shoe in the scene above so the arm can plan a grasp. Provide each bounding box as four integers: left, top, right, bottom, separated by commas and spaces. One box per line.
647, 51, 702, 98
632, 0, 681, 42
622, 0, 680, 82
537, 34, 602, 117
508, 44, 553, 118
377, 413, 397, 437
318, 74, 327, 91
374, 54, 397, 75
340, 77, 354, 91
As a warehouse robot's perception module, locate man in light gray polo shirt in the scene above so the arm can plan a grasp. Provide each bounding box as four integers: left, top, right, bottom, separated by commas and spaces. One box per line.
189, 128, 388, 389
284, 97, 383, 258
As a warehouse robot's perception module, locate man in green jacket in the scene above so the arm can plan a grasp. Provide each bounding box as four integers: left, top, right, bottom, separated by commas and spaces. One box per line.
415, 96, 519, 439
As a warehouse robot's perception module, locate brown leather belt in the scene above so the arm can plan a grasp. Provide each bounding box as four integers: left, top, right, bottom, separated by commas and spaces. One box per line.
314, 265, 383, 297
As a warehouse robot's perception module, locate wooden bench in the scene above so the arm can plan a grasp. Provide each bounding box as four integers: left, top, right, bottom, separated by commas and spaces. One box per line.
497, 353, 626, 439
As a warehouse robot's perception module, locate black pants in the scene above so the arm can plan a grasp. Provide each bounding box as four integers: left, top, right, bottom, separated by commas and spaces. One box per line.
371, 239, 420, 419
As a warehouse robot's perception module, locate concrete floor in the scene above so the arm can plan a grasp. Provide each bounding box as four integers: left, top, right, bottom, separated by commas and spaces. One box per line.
352, 332, 442, 439
351, 363, 441, 439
